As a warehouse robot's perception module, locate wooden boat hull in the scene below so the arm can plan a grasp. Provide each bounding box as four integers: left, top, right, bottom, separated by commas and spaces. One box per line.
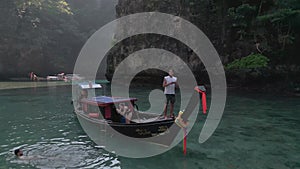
75, 110, 178, 140
75, 110, 184, 157
110, 119, 174, 138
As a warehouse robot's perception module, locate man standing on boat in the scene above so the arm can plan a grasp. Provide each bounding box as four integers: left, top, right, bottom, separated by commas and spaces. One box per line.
163, 69, 178, 119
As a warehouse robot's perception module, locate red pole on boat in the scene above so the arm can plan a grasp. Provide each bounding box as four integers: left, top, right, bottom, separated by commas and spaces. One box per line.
201, 92, 207, 114
175, 111, 188, 156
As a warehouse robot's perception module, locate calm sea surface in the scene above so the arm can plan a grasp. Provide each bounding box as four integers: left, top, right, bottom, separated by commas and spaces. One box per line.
0, 84, 299, 169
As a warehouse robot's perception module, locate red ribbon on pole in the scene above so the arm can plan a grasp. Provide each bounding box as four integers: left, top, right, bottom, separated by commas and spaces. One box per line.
194, 86, 207, 114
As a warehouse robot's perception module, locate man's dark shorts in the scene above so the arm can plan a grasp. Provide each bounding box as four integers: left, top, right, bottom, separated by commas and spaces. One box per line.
165, 94, 175, 104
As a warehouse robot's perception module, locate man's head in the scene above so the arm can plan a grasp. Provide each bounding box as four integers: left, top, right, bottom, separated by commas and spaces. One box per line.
81, 90, 88, 98
168, 70, 174, 77
14, 149, 23, 157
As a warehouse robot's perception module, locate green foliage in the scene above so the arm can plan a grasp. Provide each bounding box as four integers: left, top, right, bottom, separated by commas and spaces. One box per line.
228, 4, 256, 27
257, 8, 300, 50
0, 0, 118, 78
226, 0, 300, 65
0, 0, 79, 76
14, 0, 73, 16
226, 54, 270, 70
228, 4, 256, 39
257, 9, 300, 23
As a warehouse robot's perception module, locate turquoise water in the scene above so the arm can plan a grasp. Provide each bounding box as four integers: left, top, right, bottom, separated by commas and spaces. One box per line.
0, 85, 299, 168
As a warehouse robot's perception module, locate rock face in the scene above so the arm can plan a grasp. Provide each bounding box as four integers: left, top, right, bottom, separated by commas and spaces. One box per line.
106, 0, 210, 84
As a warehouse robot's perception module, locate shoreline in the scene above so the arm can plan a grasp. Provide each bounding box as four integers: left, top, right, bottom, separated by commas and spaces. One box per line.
0, 81, 299, 97
0, 81, 71, 90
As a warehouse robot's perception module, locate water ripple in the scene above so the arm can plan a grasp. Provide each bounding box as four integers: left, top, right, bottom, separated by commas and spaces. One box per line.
4, 137, 120, 169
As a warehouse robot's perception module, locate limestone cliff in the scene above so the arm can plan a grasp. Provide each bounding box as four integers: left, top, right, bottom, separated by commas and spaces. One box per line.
106, 0, 212, 84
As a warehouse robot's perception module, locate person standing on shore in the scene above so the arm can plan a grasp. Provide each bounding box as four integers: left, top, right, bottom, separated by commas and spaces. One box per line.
163, 69, 178, 118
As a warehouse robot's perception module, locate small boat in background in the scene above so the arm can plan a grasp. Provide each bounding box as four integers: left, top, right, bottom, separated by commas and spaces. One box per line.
46, 73, 84, 82
46, 72, 65, 81
46, 75, 61, 81
64, 74, 84, 82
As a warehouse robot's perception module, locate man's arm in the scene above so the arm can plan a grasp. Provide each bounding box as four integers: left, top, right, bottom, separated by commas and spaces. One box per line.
163, 78, 167, 87
163, 78, 175, 87
175, 80, 179, 88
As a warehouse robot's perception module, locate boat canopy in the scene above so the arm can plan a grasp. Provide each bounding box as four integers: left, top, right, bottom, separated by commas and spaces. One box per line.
81, 96, 137, 107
